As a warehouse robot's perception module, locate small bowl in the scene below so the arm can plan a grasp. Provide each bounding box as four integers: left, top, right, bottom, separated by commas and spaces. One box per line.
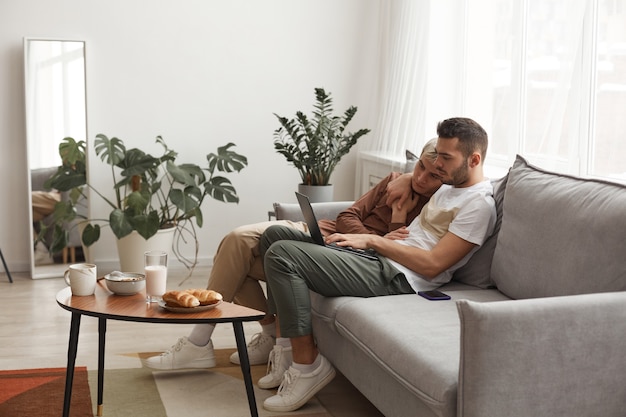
104, 271, 146, 295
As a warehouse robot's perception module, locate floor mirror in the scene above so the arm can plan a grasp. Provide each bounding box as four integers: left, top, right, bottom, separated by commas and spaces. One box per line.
23, 38, 88, 279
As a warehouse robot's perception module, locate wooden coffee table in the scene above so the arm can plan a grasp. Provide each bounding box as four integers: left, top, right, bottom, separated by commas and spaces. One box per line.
56, 281, 265, 417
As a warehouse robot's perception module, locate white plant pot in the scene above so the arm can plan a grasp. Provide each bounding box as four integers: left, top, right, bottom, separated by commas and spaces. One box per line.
77, 221, 93, 264
298, 184, 334, 203
115, 227, 175, 273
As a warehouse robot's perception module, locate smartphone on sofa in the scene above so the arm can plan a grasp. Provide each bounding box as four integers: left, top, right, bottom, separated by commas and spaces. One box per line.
418, 290, 451, 301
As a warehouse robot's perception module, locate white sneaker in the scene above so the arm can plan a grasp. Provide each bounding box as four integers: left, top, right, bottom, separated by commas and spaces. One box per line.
34, 241, 54, 265
141, 337, 216, 370
257, 345, 292, 389
230, 332, 276, 365
263, 355, 336, 412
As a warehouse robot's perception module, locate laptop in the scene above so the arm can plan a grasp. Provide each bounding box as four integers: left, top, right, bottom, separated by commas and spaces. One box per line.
295, 192, 378, 261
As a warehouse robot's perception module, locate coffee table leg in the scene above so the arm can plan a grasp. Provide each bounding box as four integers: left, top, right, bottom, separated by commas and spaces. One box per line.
97, 318, 107, 416
63, 312, 81, 417
233, 321, 259, 417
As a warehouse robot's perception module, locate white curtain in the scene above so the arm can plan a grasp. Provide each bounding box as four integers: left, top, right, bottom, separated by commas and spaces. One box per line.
365, 0, 626, 181
26, 40, 86, 170
366, 0, 431, 161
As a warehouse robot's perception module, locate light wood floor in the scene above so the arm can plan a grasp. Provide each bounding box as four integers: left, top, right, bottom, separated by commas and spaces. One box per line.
0, 266, 260, 371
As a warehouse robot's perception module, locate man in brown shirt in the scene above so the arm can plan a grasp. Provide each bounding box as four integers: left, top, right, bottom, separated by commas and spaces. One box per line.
142, 139, 442, 371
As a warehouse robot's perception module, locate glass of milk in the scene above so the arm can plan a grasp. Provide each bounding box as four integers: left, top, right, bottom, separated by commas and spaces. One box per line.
144, 250, 168, 303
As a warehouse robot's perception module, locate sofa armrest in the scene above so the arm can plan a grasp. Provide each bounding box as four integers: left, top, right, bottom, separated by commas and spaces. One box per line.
272, 201, 353, 222
456, 292, 626, 417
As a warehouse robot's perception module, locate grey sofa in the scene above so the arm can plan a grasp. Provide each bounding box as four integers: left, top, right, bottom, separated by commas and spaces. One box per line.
273, 155, 626, 417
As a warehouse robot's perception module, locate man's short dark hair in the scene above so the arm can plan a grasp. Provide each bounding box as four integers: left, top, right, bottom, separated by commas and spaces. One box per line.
437, 117, 488, 161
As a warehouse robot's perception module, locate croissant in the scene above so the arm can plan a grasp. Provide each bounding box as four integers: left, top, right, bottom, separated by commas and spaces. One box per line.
185, 289, 223, 305
162, 290, 200, 308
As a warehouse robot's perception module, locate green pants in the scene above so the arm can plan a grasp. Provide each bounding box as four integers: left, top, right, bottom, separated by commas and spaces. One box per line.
260, 225, 414, 338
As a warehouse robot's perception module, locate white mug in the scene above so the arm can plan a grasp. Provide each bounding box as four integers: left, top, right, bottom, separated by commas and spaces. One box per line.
64, 263, 97, 296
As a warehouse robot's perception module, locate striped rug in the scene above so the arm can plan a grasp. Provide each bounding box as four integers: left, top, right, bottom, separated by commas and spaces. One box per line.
0, 350, 382, 417
94, 348, 382, 417
0, 366, 93, 417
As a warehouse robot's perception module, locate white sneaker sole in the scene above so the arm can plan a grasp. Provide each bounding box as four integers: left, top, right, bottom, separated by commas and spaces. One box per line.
141, 357, 216, 370
263, 367, 336, 412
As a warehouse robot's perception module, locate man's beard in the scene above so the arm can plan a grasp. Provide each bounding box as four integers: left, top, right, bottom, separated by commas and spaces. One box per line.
441, 159, 470, 186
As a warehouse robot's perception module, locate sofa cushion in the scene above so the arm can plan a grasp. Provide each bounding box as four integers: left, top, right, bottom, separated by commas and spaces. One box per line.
273, 201, 353, 222
316, 290, 510, 416
491, 155, 626, 299
451, 173, 508, 288
309, 291, 361, 331
405, 149, 419, 173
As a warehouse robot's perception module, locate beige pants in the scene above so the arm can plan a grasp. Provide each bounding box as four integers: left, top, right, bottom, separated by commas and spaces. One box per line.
206, 220, 308, 314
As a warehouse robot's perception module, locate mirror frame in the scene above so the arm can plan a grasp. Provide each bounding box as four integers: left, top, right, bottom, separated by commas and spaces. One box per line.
23, 37, 88, 279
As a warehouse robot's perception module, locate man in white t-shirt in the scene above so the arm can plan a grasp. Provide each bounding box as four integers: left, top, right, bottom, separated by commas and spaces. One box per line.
257, 117, 497, 413
387, 175, 495, 291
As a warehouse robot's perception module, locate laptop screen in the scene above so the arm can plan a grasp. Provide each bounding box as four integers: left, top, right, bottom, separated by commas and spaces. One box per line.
295, 192, 327, 246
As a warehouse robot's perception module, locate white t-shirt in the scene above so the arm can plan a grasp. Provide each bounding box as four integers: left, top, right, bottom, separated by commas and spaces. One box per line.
387, 179, 497, 292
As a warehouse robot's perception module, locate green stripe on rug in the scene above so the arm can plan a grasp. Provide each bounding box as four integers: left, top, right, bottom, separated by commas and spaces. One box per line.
88, 367, 165, 417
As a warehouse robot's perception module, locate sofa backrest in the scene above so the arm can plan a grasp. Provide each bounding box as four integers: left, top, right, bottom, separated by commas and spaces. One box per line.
273, 201, 353, 222
31, 167, 58, 191
451, 173, 509, 288
490, 155, 626, 299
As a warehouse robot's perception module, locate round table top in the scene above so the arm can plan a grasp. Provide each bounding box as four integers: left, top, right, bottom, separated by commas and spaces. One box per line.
56, 280, 264, 324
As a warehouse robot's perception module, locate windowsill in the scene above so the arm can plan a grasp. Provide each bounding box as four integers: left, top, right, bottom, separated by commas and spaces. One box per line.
484, 164, 509, 180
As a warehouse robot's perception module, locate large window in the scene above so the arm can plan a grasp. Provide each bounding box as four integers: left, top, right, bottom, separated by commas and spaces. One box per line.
368, 0, 626, 183
467, 0, 626, 181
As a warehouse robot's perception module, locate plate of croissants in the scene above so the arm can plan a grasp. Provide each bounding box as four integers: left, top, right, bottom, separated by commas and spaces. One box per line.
158, 289, 223, 313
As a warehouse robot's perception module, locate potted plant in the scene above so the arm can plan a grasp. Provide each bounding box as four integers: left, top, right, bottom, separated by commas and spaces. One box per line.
273, 87, 371, 202
41, 134, 247, 277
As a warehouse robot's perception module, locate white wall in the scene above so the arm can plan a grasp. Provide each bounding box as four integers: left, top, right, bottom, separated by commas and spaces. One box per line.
0, 0, 382, 272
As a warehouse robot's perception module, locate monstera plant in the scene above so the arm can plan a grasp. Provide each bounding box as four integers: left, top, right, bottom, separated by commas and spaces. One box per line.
41, 134, 247, 275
